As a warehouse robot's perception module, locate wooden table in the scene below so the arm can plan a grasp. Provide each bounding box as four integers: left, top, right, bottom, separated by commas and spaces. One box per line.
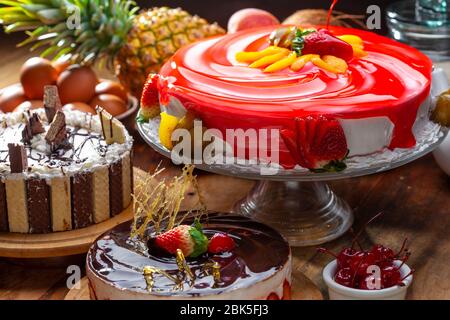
0, 45, 449, 300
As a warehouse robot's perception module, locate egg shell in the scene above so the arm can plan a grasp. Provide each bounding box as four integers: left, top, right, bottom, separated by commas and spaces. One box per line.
95, 80, 128, 102
14, 100, 44, 112
20, 57, 58, 100
57, 65, 98, 104
90, 94, 127, 117
64, 102, 96, 114
0, 85, 27, 113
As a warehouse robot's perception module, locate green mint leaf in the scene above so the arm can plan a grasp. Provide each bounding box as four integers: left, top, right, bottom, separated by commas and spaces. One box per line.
189, 227, 208, 258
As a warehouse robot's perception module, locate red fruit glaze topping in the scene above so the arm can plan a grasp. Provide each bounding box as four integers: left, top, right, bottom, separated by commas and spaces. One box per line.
208, 232, 236, 254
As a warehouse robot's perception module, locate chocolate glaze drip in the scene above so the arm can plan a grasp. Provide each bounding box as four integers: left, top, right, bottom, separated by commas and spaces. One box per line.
87, 214, 290, 297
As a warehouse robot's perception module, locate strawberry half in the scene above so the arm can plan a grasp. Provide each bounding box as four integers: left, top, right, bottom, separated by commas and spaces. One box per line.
208, 232, 235, 254
139, 73, 161, 122
154, 221, 209, 258
303, 29, 353, 61
281, 115, 348, 172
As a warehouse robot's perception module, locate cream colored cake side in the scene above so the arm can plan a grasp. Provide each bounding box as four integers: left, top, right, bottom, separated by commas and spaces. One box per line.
92, 166, 110, 224
50, 176, 72, 231
5, 175, 28, 233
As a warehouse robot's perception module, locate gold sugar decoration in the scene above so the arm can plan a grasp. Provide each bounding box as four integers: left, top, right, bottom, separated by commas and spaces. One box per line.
176, 249, 196, 283
130, 164, 207, 240
143, 266, 155, 291
142, 265, 182, 292
201, 261, 222, 287
212, 262, 221, 284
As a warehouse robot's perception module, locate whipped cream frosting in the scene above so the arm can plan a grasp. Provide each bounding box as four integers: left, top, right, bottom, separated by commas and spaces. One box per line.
0, 108, 133, 178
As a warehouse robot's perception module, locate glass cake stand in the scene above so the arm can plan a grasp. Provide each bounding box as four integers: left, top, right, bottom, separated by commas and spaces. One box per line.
137, 120, 447, 246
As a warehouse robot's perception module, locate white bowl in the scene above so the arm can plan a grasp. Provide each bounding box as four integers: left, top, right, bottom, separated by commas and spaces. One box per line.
323, 259, 413, 300
433, 133, 450, 176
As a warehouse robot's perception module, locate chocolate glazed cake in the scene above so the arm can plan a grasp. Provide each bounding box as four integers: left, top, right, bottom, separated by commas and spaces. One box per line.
87, 214, 292, 300
0, 107, 133, 233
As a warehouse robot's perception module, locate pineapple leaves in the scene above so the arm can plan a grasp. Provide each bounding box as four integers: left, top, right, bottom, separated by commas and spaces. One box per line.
0, 0, 137, 63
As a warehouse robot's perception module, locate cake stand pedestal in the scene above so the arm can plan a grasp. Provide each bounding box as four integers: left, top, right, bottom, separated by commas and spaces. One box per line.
235, 180, 352, 246
138, 121, 447, 246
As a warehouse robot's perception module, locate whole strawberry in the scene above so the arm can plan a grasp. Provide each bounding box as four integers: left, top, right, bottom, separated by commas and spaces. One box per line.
154, 221, 209, 258
208, 232, 235, 254
303, 29, 353, 61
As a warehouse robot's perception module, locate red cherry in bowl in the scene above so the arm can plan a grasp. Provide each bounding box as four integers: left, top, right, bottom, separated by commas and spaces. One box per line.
334, 267, 353, 287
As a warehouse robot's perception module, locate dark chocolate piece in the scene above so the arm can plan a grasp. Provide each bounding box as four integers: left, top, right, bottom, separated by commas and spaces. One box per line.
26, 178, 51, 233
8, 143, 27, 173
44, 85, 61, 123
0, 181, 8, 232
109, 160, 123, 216
45, 111, 68, 152
22, 112, 45, 144
71, 172, 93, 229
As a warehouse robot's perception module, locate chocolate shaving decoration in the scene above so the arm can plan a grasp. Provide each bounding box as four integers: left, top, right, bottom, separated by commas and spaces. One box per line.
43, 85, 62, 123
22, 112, 45, 144
8, 143, 28, 173
45, 111, 68, 152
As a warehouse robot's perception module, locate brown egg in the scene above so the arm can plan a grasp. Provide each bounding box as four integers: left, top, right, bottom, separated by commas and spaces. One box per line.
95, 80, 128, 102
57, 65, 98, 104
13, 100, 44, 112
90, 94, 127, 117
20, 57, 58, 99
64, 102, 96, 114
0, 85, 27, 112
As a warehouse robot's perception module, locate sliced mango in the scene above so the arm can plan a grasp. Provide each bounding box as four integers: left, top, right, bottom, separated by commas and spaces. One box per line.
338, 35, 363, 47
249, 52, 290, 68
311, 55, 348, 74
235, 46, 289, 63
290, 54, 317, 71
321, 55, 348, 73
264, 52, 297, 73
352, 46, 368, 58
159, 111, 179, 150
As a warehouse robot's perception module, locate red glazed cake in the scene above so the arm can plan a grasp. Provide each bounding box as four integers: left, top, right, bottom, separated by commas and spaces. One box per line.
141, 25, 435, 171
87, 214, 292, 300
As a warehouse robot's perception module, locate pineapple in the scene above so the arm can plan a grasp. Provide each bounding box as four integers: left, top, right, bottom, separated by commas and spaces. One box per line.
0, 1, 225, 97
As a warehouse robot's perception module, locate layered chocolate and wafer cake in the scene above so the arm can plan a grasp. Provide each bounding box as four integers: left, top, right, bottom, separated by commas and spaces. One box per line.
0, 86, 133, 233
87, 214, 291, 300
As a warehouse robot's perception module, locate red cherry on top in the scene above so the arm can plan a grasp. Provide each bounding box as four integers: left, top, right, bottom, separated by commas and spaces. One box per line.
349, 251, 378, 278
371, 244, 396, 263
336, 247, 357, 269
208, 233, 235, 254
